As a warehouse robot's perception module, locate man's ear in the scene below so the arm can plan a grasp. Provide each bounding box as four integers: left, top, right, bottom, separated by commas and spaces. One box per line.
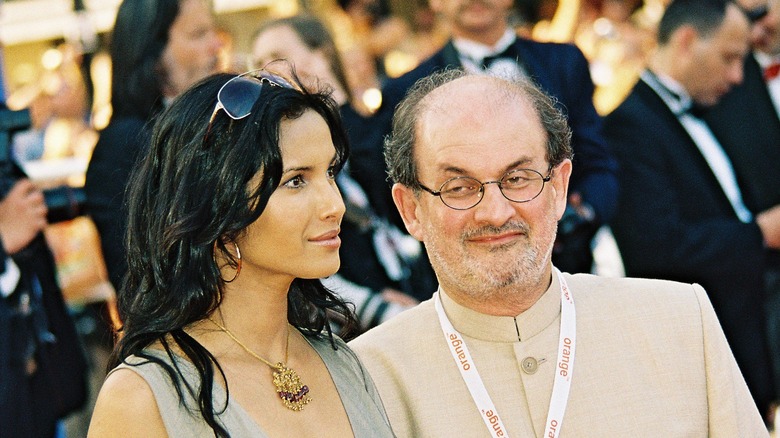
552, 159, 572, 220
671, 25, 699, 55
392, 183, 425, 242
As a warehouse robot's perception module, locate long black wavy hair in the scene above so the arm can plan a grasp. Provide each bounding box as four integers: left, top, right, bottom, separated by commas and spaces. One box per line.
110, 0, 182, 120
110, 69, 355, 436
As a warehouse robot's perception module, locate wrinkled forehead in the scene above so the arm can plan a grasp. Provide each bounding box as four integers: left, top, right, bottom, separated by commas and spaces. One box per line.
418, 75, 536, 125
414, 77, 548, 172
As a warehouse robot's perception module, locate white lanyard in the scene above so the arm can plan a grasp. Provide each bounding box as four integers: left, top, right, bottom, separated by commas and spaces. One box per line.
434, 269, 576, 438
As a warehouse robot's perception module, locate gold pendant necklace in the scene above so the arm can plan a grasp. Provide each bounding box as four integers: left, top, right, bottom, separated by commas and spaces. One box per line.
209, 317, 312, 411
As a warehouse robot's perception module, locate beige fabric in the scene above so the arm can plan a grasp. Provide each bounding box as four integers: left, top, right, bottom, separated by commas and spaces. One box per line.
350, 272, 767, 437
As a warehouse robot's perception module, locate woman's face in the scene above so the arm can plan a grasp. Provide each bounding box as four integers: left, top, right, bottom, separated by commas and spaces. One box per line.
234, 109, 345, 284
160, 0, 223, 97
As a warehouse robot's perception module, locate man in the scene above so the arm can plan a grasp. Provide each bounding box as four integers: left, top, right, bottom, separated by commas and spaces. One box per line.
705, 0, 780, 221
362, 0, 618, 275
350, 69, 766, 436
704, 0, 780, 401
603, 0, 780, 421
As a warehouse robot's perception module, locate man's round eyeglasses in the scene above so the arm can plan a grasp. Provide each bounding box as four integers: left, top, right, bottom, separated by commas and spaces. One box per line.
417, 167, 553, 210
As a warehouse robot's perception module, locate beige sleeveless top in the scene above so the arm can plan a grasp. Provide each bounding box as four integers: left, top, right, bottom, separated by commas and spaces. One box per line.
112, 335, 394, 437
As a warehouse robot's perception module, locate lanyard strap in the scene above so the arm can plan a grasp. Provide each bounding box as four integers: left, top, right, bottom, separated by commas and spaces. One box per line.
434, 269, 576, 438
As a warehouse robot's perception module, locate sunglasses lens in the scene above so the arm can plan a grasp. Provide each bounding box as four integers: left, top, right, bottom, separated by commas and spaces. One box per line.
218, 77, 263, 119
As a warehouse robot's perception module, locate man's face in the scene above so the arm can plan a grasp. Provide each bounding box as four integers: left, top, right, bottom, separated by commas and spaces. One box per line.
429, 0, 513, 39
748, 0, 780, 54
685, 4, 751, 105
393, 77, 571, 309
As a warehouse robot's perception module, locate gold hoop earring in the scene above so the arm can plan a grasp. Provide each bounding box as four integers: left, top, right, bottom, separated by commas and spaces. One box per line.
215, 241, 242, 283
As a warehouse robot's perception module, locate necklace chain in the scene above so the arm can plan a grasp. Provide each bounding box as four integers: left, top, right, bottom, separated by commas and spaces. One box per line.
208, 317, 288, 368
207, 317, 312, 411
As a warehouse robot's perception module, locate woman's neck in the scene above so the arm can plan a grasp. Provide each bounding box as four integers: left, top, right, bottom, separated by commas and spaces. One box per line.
206, 275, 293, 360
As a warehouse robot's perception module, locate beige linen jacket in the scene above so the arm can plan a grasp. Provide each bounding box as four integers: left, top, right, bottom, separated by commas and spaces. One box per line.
350, 272, 767, 437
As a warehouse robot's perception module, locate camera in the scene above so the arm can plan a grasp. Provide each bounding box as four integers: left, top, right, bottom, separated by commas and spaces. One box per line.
0, 107, 87, 223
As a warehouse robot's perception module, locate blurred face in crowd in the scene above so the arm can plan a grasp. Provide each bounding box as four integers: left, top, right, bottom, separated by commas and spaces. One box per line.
683, 3, 751, 105
739, 0, 780, 54
232, 110, 345, 285
252, 25, 347, 105
428, 0, 513, 44
393, 76, 571, 315
160, 0, 223, 97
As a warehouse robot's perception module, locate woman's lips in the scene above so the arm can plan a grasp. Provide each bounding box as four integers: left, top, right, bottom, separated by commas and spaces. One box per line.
309, 229, 341, 248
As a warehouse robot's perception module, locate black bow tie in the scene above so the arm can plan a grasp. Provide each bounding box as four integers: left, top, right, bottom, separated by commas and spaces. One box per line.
678, 102, 710, 119
482, 45, 518, 69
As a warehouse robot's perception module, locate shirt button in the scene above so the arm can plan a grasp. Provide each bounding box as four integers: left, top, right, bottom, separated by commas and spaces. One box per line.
521, 357, 538, 374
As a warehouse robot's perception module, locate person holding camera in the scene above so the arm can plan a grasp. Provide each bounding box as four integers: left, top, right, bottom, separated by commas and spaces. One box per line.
0, 102, 89, 436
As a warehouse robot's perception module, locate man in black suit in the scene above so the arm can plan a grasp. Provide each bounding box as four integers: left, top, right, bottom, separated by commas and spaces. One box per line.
362, 0, 618, 276
603, 0, 780, 421
705, 0, 780, 409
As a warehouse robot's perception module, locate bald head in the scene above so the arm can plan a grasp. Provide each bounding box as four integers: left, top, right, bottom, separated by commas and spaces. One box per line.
384, 71, 573, 190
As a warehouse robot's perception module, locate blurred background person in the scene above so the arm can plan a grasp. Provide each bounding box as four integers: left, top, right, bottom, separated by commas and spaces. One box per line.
603, 0, 779, 422
1, 98, 88, 437
705, 0, 780, 411
252, 14, 435, 330
85, 0, 223, 296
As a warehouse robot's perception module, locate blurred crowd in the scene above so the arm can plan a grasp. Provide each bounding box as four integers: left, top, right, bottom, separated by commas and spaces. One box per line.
1, 0, 779, 435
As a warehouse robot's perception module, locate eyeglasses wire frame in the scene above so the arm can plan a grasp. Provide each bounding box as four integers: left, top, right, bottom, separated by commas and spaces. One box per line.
416, 165, 554, 210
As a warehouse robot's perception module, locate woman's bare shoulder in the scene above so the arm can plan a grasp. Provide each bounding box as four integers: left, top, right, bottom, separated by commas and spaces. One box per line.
87, 367, 167, 437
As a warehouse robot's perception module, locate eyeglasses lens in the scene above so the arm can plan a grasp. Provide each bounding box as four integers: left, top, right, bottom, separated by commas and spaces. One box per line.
438, 169, 545, 209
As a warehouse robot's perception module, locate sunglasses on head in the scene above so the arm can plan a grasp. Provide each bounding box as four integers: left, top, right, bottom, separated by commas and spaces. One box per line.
203, 68, 301, 144
740, 3, 769, 22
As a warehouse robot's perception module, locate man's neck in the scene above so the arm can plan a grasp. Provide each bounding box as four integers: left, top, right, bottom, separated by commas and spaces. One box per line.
441, 268, 553, 317
452, 25, 512, 48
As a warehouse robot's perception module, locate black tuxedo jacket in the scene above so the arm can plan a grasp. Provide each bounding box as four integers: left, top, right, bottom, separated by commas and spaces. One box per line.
705, 54, 780, 213
375, 38, 619, 223
604, 76, 776, 413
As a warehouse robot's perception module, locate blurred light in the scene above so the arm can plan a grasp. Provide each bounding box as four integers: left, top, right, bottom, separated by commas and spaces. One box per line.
384, 50, 418, 79
41, 48, 63, 70
593, 18, 614, 38
362, 88, 383, 113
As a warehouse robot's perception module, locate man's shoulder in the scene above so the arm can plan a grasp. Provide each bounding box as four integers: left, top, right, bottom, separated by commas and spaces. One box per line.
565, 273, 707, 316
515, 36, 583, 55
349, 298, 437, 354
604, 79, 664, 126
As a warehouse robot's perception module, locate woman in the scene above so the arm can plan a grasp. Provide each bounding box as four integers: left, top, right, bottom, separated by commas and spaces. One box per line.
87, 69, 393, 437
252, 16, 437, 329
85, 0, 223, 292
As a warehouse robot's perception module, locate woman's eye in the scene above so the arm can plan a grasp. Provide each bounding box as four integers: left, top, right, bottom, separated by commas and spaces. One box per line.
283, 175, 306, 189
326, 166, 337, 180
